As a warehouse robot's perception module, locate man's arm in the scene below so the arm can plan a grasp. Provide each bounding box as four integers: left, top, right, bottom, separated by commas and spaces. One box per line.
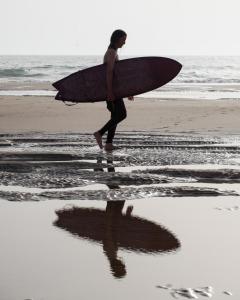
106, 50, 116, 101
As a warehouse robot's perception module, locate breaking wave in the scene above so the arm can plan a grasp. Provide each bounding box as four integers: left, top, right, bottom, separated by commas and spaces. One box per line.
0, 67, 44, 78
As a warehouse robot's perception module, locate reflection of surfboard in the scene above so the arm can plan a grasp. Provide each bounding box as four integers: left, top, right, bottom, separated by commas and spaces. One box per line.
54, 207, 180, 253
52, 57, 182, 103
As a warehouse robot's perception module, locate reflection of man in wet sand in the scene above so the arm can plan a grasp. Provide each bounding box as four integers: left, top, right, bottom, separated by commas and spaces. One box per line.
54, 155, 180, 279
103, 201, 133, 278
96, 154, 132, 278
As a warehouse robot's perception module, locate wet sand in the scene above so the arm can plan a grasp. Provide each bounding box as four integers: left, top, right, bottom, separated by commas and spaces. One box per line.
0, 132, 240, 299
1, 197, 240, 300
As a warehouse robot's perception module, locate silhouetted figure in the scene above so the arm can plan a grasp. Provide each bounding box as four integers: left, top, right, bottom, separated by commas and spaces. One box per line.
94, 29, 134, 151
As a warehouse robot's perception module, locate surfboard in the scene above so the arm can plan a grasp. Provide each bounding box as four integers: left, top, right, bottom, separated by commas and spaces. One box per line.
52, 56, 182, 103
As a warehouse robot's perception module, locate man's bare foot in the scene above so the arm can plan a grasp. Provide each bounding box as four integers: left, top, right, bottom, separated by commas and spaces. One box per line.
105, 143, 114, 151
93, 132, 103, 149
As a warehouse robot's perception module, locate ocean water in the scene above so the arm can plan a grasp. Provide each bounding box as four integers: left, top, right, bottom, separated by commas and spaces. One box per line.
1, 55, 240, 100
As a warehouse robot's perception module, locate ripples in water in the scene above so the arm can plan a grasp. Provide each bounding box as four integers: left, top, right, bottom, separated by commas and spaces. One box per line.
0, 132, 240, 201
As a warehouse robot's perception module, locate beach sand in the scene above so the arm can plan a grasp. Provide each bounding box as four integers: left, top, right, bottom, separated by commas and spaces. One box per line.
0, 95, 240, 134
0, 91, 240, 300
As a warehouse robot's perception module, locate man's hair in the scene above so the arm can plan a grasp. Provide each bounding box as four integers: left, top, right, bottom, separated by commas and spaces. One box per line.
109, 29, 127, 49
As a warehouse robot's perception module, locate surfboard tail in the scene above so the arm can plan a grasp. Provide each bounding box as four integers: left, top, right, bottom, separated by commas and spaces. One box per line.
55, 92, 62, 100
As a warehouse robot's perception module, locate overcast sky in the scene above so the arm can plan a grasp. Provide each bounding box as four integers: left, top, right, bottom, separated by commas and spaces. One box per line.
1, 0, 240, 55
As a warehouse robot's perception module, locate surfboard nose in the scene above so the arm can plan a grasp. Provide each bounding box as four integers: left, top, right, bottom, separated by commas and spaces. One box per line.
151, 57, 182, 84
172, 59, 182, 75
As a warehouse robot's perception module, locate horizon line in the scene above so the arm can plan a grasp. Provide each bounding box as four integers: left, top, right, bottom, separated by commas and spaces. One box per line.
1, 53, 240, 57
